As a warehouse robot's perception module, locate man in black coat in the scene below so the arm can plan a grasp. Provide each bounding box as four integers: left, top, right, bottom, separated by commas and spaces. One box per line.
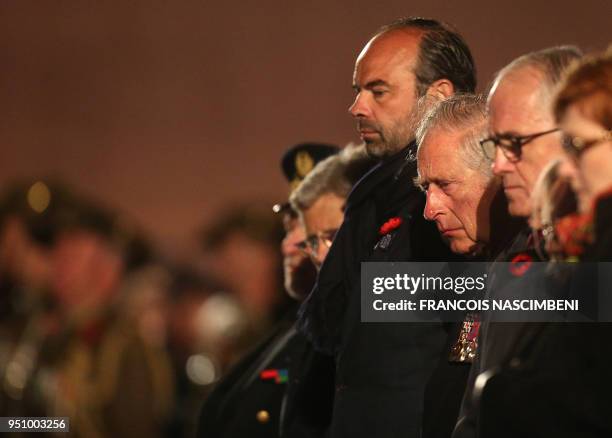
415, 93, 527, 438
467, 49, 612, 438
298, 17, 476, 438
452, 46, 584, 438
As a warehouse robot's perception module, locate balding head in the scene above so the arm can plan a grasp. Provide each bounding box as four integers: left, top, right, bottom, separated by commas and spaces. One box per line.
491, 45, 582, 107
348, 17, 475, 158
487, 46, 582, 218
375, 18, 477, 96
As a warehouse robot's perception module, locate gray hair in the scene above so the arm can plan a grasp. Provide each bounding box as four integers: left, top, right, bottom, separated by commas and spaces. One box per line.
416, 93, 490, 176
493, 45, 582, 103
290, 143, 374, 213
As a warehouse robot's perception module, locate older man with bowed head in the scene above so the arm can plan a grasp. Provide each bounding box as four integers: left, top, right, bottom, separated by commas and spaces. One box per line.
452, 46, 583, 438
298, 17, 476, 438
416, 93, 519, 258
415, 94, 522, 438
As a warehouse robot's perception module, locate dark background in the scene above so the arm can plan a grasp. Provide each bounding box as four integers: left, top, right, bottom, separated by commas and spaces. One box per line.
1, 0, 609, 259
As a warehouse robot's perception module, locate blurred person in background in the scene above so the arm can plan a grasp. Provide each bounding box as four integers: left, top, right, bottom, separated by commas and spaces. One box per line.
0, 181, 66, 416
164, 267, 240, 438
0, 180, 174, 438
201, 203, 287, 334
198, 142, 341, 438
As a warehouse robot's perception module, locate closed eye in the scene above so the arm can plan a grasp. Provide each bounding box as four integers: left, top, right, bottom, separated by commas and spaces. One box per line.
431, 179, 455, 192
438, 181, 456, 194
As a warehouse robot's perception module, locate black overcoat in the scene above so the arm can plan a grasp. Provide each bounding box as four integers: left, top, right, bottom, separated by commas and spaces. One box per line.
299, 144, 461, 438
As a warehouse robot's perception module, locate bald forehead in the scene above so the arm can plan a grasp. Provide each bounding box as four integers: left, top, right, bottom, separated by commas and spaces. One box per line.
488, 66, 552, 126
489, 66, 548, 105
356, 29, 422, 67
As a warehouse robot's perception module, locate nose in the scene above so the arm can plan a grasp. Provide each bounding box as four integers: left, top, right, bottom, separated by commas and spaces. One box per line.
348, 92, 371, 119
491, 146, 513, 176
424, 189, 442, 221
281, 228, 303, 258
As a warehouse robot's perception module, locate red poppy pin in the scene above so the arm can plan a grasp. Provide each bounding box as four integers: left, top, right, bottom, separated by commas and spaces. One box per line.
379, 217, 403, 235
375, 217, 403, 250
509, 253, 533, 277
260, 368, 288, 384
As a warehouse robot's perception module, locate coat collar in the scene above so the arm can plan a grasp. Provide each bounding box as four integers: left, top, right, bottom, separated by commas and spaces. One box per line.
345, 143, 417, 213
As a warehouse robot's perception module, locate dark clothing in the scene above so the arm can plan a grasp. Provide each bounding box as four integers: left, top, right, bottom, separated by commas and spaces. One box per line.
453, 226, 536, 438
299, 145, 461, 438
423, 322, 472, 438
475, 194, 612, 438
477, 321, 612, 438
281, 338, 335, 438
198, 312, 334, 438
423, 193, 521, 438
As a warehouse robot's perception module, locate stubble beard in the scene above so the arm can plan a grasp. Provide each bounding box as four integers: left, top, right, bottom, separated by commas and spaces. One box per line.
365, 94, 430, 159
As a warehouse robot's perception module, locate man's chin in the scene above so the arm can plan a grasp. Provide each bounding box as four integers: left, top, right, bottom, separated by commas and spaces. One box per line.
364, 141, 385, 158
507, 198, 531, 218
449, 238, 481, 256
285, 260, 317, 301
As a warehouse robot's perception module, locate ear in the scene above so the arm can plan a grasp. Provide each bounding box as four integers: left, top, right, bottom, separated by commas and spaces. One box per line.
425, 79, 455, 100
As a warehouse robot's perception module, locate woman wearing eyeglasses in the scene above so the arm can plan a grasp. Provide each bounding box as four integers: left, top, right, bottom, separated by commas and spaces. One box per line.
554, 48, 612, 261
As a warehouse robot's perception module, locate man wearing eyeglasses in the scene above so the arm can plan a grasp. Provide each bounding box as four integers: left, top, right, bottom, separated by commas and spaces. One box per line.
290, 144, 376, 269
481, 46, 582, 218
452, 46, 583, 438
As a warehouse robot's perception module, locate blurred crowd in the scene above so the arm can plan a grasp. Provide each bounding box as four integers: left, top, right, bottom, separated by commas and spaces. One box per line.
0, 179, 292, 437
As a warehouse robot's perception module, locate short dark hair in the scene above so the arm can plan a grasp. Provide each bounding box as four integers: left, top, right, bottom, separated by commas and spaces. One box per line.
377, 17, 476, 96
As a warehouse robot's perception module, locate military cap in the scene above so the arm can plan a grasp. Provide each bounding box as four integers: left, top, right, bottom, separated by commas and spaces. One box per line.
273, 142, 339, 215
0, 179, 151, 269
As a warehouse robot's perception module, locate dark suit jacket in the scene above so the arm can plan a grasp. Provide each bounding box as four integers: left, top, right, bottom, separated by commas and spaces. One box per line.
198, 310, 334, 438
453, 226, 536, 438
299, 145, 461, 438
422, 322, 472, 438
475, 194, 612, 438
198, 319, 294, 438
280, 339, 335, 438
